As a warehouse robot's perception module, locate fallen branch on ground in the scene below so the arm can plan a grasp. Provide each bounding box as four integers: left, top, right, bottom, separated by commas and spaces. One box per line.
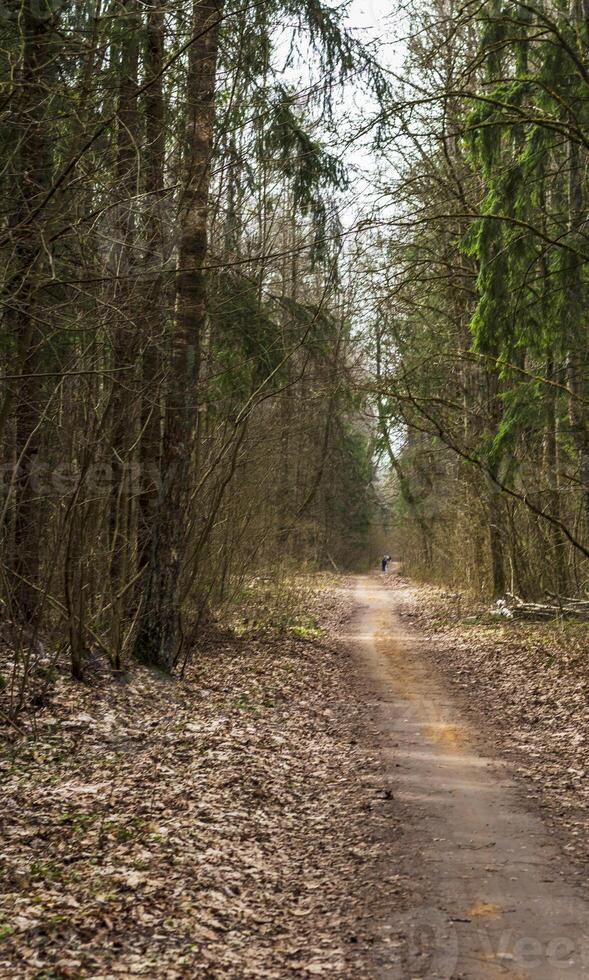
494, 594, 589, 621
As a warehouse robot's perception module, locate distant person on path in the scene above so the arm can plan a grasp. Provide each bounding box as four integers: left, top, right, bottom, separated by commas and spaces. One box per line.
381, 554, 391, 573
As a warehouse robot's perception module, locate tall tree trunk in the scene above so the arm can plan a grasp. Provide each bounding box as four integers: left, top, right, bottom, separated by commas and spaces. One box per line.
134, 0, 223, 669
565, 144, 589, 525
8, 0, 52, 622
109, 0, 140, 664
566, 4, 589, 529
543, 354, 566, 592
487, 478, 507, 596
486, 371, 507, 597
138, 0, 166, 569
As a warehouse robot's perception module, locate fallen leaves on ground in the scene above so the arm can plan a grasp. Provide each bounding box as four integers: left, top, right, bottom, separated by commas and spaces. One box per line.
0, 586, 395, 979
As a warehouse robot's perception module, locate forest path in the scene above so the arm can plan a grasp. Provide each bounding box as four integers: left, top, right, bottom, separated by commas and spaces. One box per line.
345, 572, 589, 979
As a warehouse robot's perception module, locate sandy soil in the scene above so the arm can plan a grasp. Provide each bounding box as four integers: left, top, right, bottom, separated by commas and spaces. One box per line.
344, 573, 589, 979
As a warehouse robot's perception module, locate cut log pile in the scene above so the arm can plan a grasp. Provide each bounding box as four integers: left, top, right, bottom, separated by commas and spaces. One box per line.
494, 594, 589, 622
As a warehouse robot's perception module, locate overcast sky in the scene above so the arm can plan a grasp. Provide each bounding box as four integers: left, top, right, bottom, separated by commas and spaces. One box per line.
345, 0, 405, 66
346, 0, 397, 36
330, 1, 406, 225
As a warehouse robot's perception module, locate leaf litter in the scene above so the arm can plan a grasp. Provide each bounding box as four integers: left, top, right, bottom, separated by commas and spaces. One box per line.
0, 582, 403, 979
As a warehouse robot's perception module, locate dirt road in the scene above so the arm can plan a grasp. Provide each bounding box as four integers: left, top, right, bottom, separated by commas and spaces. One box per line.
347, 574, 589, 979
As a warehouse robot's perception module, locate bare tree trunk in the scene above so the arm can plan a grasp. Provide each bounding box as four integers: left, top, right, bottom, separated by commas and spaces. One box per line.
486, 372, 507, 597
138, 0, 166, 569
565, 8, 589, 529
8, 0, 52, 622
540, 353, 566, 596
134, 0, 223, 669
109, 0, 140, 665
487, 480, 507, 596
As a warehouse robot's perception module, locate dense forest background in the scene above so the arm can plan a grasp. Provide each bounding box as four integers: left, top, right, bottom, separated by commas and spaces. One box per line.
2, 0, 589, 700
368, 0, 589, 599
1, 0, 386, 695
